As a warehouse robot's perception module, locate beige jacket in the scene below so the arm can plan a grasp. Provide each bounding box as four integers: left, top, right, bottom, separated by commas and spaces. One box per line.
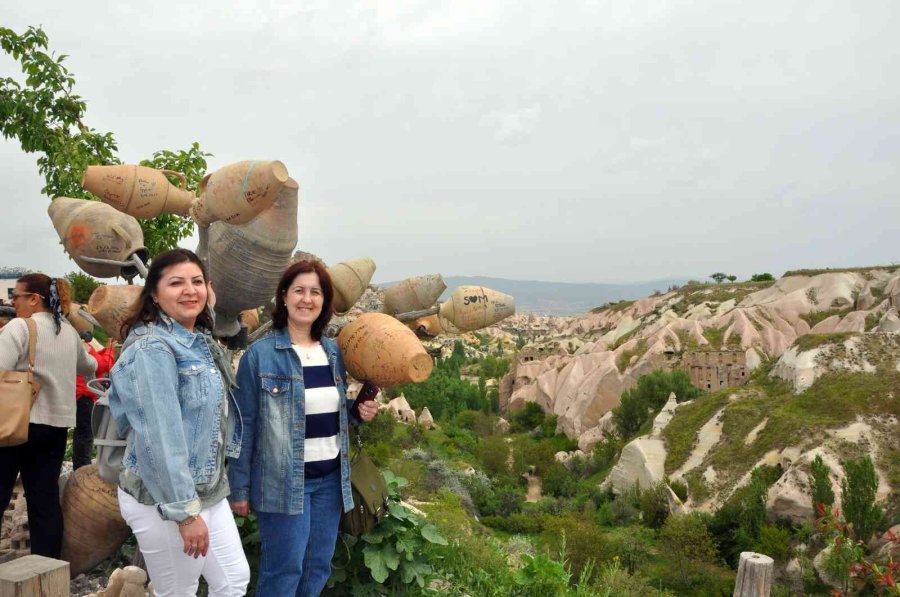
0, 312, 97, 427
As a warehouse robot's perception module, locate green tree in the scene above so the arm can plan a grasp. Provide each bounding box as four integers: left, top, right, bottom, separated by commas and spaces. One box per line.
1, 26, 208, 256
750, 273, 775, 282
840, 455, 884, 542
612, 369, 702, 438
710, 272, 727, 284
809, 454, 835, 510
726, 274, 737, 283
64, 271, 103, 304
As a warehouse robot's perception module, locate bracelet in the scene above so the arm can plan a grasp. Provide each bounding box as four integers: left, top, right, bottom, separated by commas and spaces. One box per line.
177, 516, 198, 528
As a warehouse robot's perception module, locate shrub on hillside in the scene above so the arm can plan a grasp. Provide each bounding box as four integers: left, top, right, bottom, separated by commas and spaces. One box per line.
754, 523, 791, 562
510, 402, 546, 432
476, 435, 510, 477
659, 513, 720, 588
639, 481, 671, 529
482, 512, 547, 534
668, 477, 688, 502
592, 436, 621, 470
591, 560, 676, 597
540, 512, 608, 579
542, 462, 578, 498
612, 369, 702, 439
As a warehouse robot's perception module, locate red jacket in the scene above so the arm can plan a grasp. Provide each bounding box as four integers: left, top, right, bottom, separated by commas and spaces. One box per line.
76, 345, 115, 402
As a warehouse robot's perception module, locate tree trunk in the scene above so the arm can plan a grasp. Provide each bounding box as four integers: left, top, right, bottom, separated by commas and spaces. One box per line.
733, 551, 773, 597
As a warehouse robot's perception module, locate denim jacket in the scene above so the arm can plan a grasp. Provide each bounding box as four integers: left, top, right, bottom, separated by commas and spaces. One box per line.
108, 316, 242, 522
227, 328, 358, 514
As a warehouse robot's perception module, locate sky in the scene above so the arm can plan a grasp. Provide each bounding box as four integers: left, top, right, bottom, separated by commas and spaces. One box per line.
2, 1, 899, 284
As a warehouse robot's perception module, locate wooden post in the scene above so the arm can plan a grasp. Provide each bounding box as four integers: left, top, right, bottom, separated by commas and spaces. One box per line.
0, 555, 69, 597
733, 551, 773, 597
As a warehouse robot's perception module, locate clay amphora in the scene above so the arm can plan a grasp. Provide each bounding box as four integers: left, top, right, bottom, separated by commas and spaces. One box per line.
383, 274, 446, 315
48, 197, 148, 279
241, 308, 261, 335
82, 165, 194, 218
337, 312, 433, 387
191, 160, 289, 227
406, 314, 446, 337
438, 286, 515, 332
61, 464, 131, 577
66, 303, 95, 334
87, 284, 143, 342
329, 258, 376, 314
208, 178, 298, 336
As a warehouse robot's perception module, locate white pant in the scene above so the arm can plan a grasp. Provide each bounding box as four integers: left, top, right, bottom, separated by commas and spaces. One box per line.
118, 489, 250, 597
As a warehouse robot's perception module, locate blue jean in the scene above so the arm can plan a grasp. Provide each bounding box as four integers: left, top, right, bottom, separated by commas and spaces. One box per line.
255, 469, 343, 597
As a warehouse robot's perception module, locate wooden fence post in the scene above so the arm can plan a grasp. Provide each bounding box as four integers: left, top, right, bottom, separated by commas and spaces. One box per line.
0, 554, 69, 596
733, 551, 773, 597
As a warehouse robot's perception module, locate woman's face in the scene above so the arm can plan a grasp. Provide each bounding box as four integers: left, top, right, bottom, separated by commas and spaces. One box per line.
152, 262, 207, 331
284, 271, 324, 331
11, 283, 42, 318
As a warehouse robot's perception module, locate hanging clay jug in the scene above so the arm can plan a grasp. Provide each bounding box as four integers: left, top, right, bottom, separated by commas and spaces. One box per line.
191, 160, 289, 227
329, 258, 376, 314
406, 314, 446, 337
383, 274, 446, 315
438, 286, 515, 333
66, 303, 95, 334
337, 313, 433, 387
241, 308, 261, 335
61, 464, 131, 577
82, 165, 194, 218
207, 178, 298, 337
48, 197, 148, 279
87, 284, 143, 341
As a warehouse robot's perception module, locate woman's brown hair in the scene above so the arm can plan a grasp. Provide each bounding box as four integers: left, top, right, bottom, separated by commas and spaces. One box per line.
121, 249, 214, 339
271, 260, 334, 340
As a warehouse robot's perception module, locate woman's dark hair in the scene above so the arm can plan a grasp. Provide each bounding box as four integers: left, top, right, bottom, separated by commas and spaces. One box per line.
271, 260, 334, 339
18, 273, 71, 335
121, 248, 213, 339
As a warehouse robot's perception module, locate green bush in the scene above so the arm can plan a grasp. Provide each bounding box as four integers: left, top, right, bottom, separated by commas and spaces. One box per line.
668, 478, 688, 502
540, 512, 607, 579
476, 435, 510, 477
542, 462, 578, 498
754, 524, 791, 562
592, 437, 621, 470
482, 512, 548, 534
613, 370, 702, 439
659, 513, 720, 588
639, 481, 670, 529
511, 402, 546, 432
592, 559, 676, 596
841, 455, 884, 542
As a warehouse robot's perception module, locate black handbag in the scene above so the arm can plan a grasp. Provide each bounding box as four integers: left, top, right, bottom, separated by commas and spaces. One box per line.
340, 441, 389, 536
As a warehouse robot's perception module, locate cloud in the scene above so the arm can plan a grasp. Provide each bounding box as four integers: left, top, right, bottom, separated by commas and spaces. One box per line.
481, 105, 542, 143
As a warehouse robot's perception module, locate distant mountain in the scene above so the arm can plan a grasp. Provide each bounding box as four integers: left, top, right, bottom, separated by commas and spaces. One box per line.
380, 275, 692, 316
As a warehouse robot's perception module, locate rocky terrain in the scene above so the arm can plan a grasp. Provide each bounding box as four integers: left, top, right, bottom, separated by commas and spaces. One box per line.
499, 268, 900, 514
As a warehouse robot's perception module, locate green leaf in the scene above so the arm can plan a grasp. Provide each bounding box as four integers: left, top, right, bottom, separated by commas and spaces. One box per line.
363, 545, 390, 583
419, 524, 448, 545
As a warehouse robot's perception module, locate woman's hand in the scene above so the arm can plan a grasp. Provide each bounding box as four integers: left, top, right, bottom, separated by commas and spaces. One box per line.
230, 500, 250, 517
178, 516, 209, 559
357, 399, 378, 422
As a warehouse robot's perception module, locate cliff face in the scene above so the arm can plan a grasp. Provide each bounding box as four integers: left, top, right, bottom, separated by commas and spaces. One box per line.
501, 269, 900, 446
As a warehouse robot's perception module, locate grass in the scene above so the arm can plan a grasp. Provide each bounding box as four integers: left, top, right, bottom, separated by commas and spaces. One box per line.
865, 312, 881, 332
611, 326, 641, 350
793, 332, 855, 353
616, 339, 648, 372
673, 281, 775, 312
701, 327, 742, 350
591, 299, 635, 314
799, 307, 853, 329
783, 265, 898, 277
662, 390, 731, 473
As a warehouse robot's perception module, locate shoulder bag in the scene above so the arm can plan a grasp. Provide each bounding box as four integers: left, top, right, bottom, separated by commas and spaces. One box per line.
340, 437, 389, 536
0, 318, 41, 447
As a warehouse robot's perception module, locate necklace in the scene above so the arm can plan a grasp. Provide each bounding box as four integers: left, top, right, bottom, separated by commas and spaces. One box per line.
294, 342, 320, 360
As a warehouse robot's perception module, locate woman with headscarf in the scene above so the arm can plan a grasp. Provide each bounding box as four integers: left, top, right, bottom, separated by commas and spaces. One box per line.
0, 273, 97, 558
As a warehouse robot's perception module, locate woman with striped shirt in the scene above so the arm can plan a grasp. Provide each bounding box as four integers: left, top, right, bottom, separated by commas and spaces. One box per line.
228, 260, 378, 596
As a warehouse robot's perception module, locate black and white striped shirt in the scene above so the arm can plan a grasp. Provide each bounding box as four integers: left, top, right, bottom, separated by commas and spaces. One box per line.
294, 344, 340, 478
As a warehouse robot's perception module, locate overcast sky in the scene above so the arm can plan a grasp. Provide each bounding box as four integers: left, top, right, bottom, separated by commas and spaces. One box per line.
2, 1, 898, 284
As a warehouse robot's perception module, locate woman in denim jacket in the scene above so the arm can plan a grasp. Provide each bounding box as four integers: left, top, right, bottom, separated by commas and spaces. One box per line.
228, 260, 378, 596
109, 249, 250, 597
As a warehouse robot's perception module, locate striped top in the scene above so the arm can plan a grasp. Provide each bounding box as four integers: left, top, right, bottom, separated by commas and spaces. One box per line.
294, 344, 340, 478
